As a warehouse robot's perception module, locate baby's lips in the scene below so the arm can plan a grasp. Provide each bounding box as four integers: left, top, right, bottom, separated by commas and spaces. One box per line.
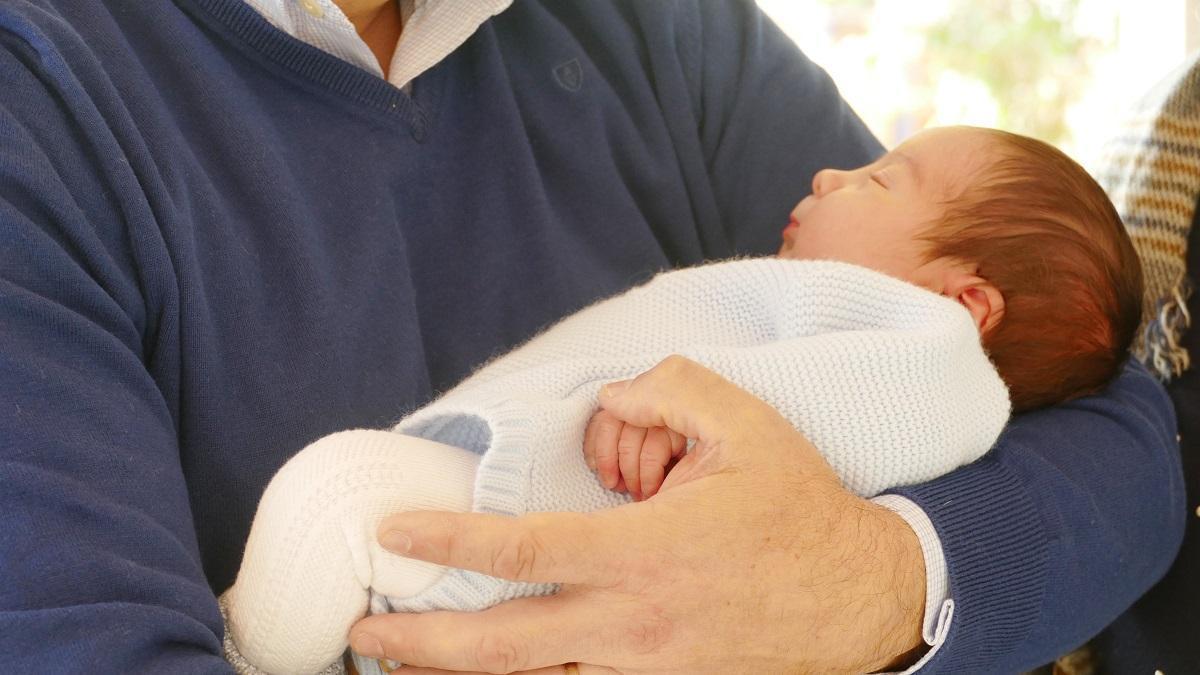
782, 216, 801, 242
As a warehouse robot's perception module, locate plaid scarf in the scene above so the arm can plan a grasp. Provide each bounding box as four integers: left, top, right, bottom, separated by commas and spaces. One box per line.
1093, 55, 1200, 381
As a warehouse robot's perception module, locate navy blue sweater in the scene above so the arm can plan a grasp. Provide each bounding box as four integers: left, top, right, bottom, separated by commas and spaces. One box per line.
1092, 200, 1200, 673
0, 1, 1184, 672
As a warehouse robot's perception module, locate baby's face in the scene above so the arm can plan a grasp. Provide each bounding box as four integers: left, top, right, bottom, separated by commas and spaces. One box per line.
779, 126, 989, 290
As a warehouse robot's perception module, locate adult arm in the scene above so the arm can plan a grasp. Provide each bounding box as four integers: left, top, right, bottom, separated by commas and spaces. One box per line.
0, 26, 230, 673
887, 359, 1184, 672
354, 356, 926, 674
347, 361, 1180, 675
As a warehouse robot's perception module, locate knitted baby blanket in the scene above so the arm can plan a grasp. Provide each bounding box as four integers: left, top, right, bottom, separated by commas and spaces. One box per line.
382, 258, 1011, 614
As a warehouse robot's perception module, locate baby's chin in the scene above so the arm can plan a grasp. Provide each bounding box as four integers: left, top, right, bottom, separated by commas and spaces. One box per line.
776, 241, 808, 260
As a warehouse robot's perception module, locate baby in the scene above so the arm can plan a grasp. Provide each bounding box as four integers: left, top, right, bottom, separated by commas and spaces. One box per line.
589, 124, 1145, 500
220, 126, 1142, 674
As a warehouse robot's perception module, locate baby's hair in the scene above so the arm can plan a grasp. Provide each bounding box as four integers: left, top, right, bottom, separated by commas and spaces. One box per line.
918, 128, 1143, 412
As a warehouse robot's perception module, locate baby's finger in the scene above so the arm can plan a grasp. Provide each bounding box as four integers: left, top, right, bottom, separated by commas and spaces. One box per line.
639, 428, 675, 499
582, 412, 600, 471
667, 428, 687, 458
586, 410, 623, 489
617, 424, 648, 500
613, 475, 627, 493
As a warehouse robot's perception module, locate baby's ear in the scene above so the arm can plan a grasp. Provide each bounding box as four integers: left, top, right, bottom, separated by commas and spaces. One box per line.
946, 272, 1005, 336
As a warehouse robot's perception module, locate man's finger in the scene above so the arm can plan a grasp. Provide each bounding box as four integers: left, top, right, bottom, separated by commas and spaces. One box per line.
599, 355, 778, 448
396, 663, 604, 675
351, 594, 628, 673
376, 509, 629, 586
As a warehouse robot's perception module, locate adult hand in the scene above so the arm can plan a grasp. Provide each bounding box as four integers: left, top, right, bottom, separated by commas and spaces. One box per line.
350, 356, 926, 674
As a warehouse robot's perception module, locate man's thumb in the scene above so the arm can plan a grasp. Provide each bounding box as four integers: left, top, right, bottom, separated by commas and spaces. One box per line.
598, 355, 768, 449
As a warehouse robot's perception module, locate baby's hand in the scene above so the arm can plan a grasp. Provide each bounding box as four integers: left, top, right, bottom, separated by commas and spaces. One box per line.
583, 409, 686, 500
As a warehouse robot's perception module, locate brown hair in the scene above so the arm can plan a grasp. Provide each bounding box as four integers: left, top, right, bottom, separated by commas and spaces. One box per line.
919, 128, 1143, 412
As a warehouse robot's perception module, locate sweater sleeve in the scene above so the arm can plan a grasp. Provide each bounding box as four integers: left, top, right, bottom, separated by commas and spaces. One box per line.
888, 360, 1185, 673
0, 25, 230, 674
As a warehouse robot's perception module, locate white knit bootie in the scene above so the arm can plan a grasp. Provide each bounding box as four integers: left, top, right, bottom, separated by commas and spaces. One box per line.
221, 429, 479, 674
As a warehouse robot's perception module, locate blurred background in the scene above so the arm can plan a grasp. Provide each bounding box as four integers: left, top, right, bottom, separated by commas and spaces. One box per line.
757, 0, 1200, 165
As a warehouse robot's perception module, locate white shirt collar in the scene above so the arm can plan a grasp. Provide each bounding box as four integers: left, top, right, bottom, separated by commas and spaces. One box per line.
243, 0, 513, 89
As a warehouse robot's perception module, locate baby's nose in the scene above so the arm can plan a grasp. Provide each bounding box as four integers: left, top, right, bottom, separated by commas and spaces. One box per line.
811, 168, 844, 197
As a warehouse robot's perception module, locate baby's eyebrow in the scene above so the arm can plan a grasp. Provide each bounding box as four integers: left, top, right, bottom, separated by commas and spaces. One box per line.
891, 151, 923, 188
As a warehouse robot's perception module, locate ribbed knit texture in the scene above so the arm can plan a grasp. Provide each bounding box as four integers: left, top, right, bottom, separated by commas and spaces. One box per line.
892, 361, 1182, 672
897, 460, 1044, 666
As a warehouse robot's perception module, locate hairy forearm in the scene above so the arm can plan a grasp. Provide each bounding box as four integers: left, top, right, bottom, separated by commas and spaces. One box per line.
818, 496, 926, 673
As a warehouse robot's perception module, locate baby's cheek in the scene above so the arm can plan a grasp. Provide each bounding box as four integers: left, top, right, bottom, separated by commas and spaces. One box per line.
780, 243, 838, 263
778, 227, 816, 260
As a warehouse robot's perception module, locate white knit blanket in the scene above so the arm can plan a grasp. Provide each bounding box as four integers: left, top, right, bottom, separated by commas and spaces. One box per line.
383, 258, 1011, 614
223, 258, 1012, 674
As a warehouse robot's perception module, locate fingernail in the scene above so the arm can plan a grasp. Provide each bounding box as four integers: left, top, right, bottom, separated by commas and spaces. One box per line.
381, 531, 411, 554
352, 633, 384, 659
602, 379, 631, 397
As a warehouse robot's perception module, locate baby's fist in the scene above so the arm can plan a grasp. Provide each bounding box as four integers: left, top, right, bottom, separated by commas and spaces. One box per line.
583, 409, 686, 500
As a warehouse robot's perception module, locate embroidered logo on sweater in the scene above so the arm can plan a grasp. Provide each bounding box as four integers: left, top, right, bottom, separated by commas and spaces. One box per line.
553, 59, 583, 92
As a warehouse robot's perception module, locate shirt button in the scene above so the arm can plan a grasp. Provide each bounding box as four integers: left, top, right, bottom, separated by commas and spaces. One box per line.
299, 0, 325, 18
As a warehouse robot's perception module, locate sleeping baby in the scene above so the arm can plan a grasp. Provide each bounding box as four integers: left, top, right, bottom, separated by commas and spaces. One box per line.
219, 126, 1143, 674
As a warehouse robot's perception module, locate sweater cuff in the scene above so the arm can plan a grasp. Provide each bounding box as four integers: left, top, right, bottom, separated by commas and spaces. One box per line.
887, 455, 1048, 672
